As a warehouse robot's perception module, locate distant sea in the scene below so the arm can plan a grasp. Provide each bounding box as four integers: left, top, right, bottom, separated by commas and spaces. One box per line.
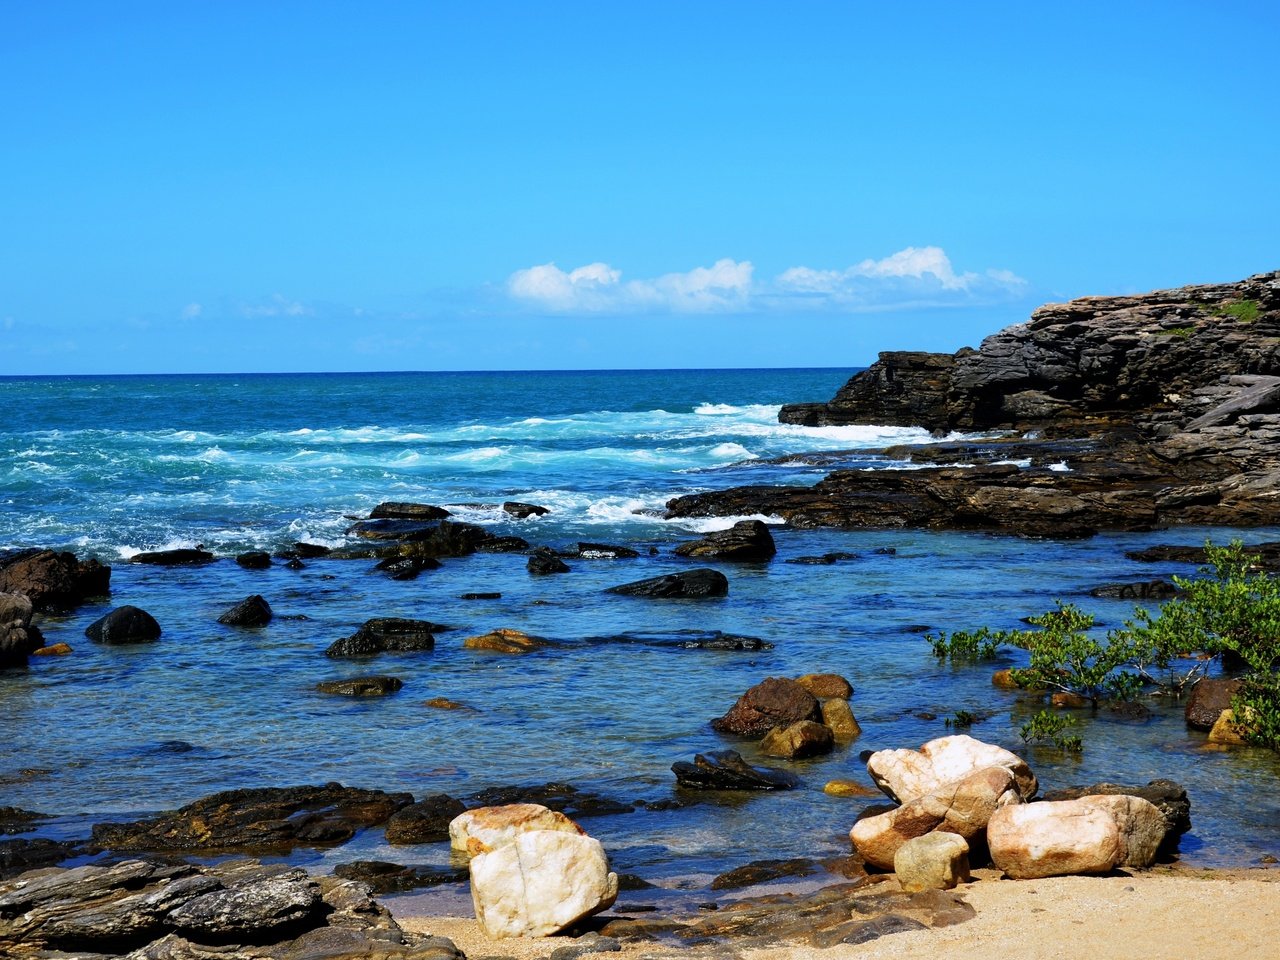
2, 369, 1278, 876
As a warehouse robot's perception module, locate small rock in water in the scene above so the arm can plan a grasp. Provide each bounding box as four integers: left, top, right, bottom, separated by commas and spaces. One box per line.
822, 698, 862, 741
503, 500, 550, 519
673, 519, 777, 562
285, 558, 306, 570
217, 594, 273, 627
785, 552, 859, 565
293, 542, 333, 557
671, 750, 799, 791
370, 501, 452, 520
796, 672, 854, 699
824, 779, 878, 798
236, 550, 272, 569
326, 617, 439, 658
315, 675, 403, 696
85, 605, 162, 644
1089, 579, 1180, 599
760, 720, 834, 760
423, 696, 476, 711
1184, 678, 1242, 730
460, 591, 501, 600
375, 555, 440, 580
575, 542, 640, 559
31, 642, 73, 657
130, 548, 215, 565
710, 857, 820, 890
711, 676, 823, 737
528, 547, 570, 575
463, 628, 553, 654
606, 568, 729, 599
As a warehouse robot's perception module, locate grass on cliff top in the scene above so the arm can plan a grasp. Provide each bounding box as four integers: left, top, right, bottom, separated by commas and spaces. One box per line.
1209, 299, 1262, 324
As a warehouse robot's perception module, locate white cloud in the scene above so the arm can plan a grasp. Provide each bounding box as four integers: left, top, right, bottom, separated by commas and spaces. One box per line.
240, 294, 312, 318
180, 302, 202, 320
507, 247, 1025, 314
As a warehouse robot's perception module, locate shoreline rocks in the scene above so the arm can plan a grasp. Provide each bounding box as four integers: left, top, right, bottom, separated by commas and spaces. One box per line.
606, 568, 729, 598
0, 549, 110, 611
674, 519, 777, 562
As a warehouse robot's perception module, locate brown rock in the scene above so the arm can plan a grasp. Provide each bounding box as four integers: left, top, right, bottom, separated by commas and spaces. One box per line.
987, 800, 1122, 879
1051, 691, 1090, 709
462, 628, 553, 654
796, 673, 854, 699
31, 642, 72, 657
1208, 708, 1249, 745
760, 720, 834, 760
1185, 677, 1243, 730
423, 697, 475, 711
894, 832, 970, 892
824, 779, 879, 798
821, 698, 862, 741
0, 549, 110, 612
711, 676, 823, 737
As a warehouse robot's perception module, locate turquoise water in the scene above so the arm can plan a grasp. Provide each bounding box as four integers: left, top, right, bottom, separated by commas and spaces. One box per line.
1, 369, 1278, 876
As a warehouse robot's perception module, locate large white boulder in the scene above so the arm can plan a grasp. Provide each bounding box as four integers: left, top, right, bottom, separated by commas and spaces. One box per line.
1077, 794, 1168, 868
448, 803, 583, 857
987, 800, 1122, 879
867, 734, 1037, 804
469, 829, 619, 938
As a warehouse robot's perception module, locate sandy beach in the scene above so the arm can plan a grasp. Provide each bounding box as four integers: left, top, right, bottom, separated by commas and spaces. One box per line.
400, 868, 1280, 960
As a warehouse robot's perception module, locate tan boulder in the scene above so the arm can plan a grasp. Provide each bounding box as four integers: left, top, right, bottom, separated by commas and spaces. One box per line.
796, 673, 853, 700
851, 765, 1022, 870
894, 832, 970, 891
1077, 794, 1168, 869
867, 734, 1037, 803
470, 829, 618, 938
987, 800, 1122, 879
824, 779, 878, 798
448, 803, 583, 857
462, 628, 551, 654
821, 698, 861, 741
760, 720, 834, 759
1208, 708, 1248, 745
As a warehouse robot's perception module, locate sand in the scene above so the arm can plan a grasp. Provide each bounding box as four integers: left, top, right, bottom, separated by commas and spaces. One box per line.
398, 868, 1280, 960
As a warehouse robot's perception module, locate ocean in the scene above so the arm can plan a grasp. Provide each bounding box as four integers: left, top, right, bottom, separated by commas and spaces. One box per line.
2, 368, 1278, 879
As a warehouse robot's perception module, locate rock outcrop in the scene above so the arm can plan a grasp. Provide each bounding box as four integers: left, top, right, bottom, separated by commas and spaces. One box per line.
0, 549, 110, 611
673, 520, 777, 562
667, 272, 1280, 536
326, 618, 442, 658
0, 593, 42, 669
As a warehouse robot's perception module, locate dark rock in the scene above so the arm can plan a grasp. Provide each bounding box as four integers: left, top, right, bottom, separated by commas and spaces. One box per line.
583, 629, 773, 651
0, 837, 73, 878
1090, 579, 1180, 599
91, 783, 413, 853
464, 782, 634, 819
1041, 778, 1191, 851
344, 518, 498, 558
167, 869, 324, 942
474, 536, 532, 553
785, 552, 859, 565
236, 551, 272, 569
459, 591, 501, 600
217, 594, 273, 627
316, 676, 403, 696
549, 934, 622, 960
711, 858, 820, 890
0, 805, 45, 835
326, 619, 440, 658
503, 501, 550, 519
332, 860, 467, 893
292, 542, 333, 559
285, 558, 306, 570
1185, 677, 1244, 730
671, 750, 799, 791
85, 605, 162, 645
374, 555, 440, 580
575, 542, 641, 559
384, 794, 467, 844
0, 592, 42, 669
369, 502, 452, 521
527, 547, 570, 575
814, 913, 929, 946
606, 568, 729, 599
131, 548, 216, 566
711, 677, 823, 737
615, 873, 657, 891
674, 520, 777, 562
0, 549, 111, 611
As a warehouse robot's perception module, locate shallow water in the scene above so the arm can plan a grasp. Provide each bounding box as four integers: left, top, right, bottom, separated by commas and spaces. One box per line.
1, 370, 1278, 876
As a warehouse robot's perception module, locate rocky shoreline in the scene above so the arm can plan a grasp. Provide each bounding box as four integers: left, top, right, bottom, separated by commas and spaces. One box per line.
668, 271, 1280, 537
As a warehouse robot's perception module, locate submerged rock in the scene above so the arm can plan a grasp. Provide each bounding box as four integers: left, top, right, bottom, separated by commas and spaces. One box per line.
130, 548, 215, 565
369, 501, 452, 520
711, 858, 821, 890
760, 720, 834, 760
217, 594, 273, 627
503, 501, 550, 519
316, 675, 403, 696
85, 605, 162, 645
375, 555, 440, 580
463, 628, 554, 654
528, 547, 570, 575
575, 542, 640, 559
606, 568, 728, 599
1090, 579, 1180, 599
711, 676, 823, 737
326, 618, 440, 658
0, 549, 110, 611
583, 629, 772, 651
236, 550, 272, 569
91, 783, 413, 853
673, 520, 777, 562
671, 750, 799, 791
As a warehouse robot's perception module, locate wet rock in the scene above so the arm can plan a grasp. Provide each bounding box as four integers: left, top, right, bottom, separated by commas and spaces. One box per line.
293, 542, 333, 558
852, 765, 1023, 870
463, 628, 554, 654
370, 501, 452, 521
575, 543, 640, 559
673, 520, 777, 562
1090, 579, 1180, 599
316, 676, 403, 696
988, 799, 1122, 879
894, 832, 970, 892
236, 550, 272, 569
760, 720, 834, 760
31, 641, 72, 656
470, 830, 618, 938
1041, 779, 1191, 845
85, 605, 162, 645
0, 805, 46, 835
605, 568, 729, 599
796, 672, 854, 699
823, 779, 879, 798
345, 518, 498, 557
326, 618, 441, 658
671, 750, 799, 791
711, 676, 823, 737
821, 698, 862, 741
285, 558, 306, 570
583, 629, 772, 651
867, 734, 1037, 804
474, 536, 532, 553
217, 594, 273, 627
527, 547, 570, 575
813, 912, 930, 946
385, 794, 467, 844
449, 803, 584, 857
91, 783, 413, 853
0, 592, 42, 668
332, 860, 467, 893
422, 697, 475, 711
1185, 677, 1243, 730
131, 548, 216, 566
464, 783, 633, 820
503, 501, 550, 518
375, 555, 440, 580
0, 837, 73, 878
0, 549, 111, 611
711, 858, 820, 890
1209, 708, 1249, 745
785, 552, 858, 565
459, 591, 501, 600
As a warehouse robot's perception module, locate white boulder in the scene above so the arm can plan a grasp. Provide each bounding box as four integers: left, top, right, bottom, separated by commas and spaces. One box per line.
987, 800, 1122, 879
448, 803, 583, 857
867, 734, 1037, 804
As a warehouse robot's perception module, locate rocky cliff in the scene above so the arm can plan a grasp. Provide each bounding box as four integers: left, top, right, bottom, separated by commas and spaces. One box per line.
669, 271, 1280, 537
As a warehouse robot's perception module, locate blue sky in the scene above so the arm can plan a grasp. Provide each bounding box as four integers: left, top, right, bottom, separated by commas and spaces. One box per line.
2, 1, 1277, 374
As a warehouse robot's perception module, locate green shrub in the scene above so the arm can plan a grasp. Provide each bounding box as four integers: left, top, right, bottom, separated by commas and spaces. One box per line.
926, 627, 1004, 662
1008, 603, 1143, 707
1019, 709, 1083, 753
